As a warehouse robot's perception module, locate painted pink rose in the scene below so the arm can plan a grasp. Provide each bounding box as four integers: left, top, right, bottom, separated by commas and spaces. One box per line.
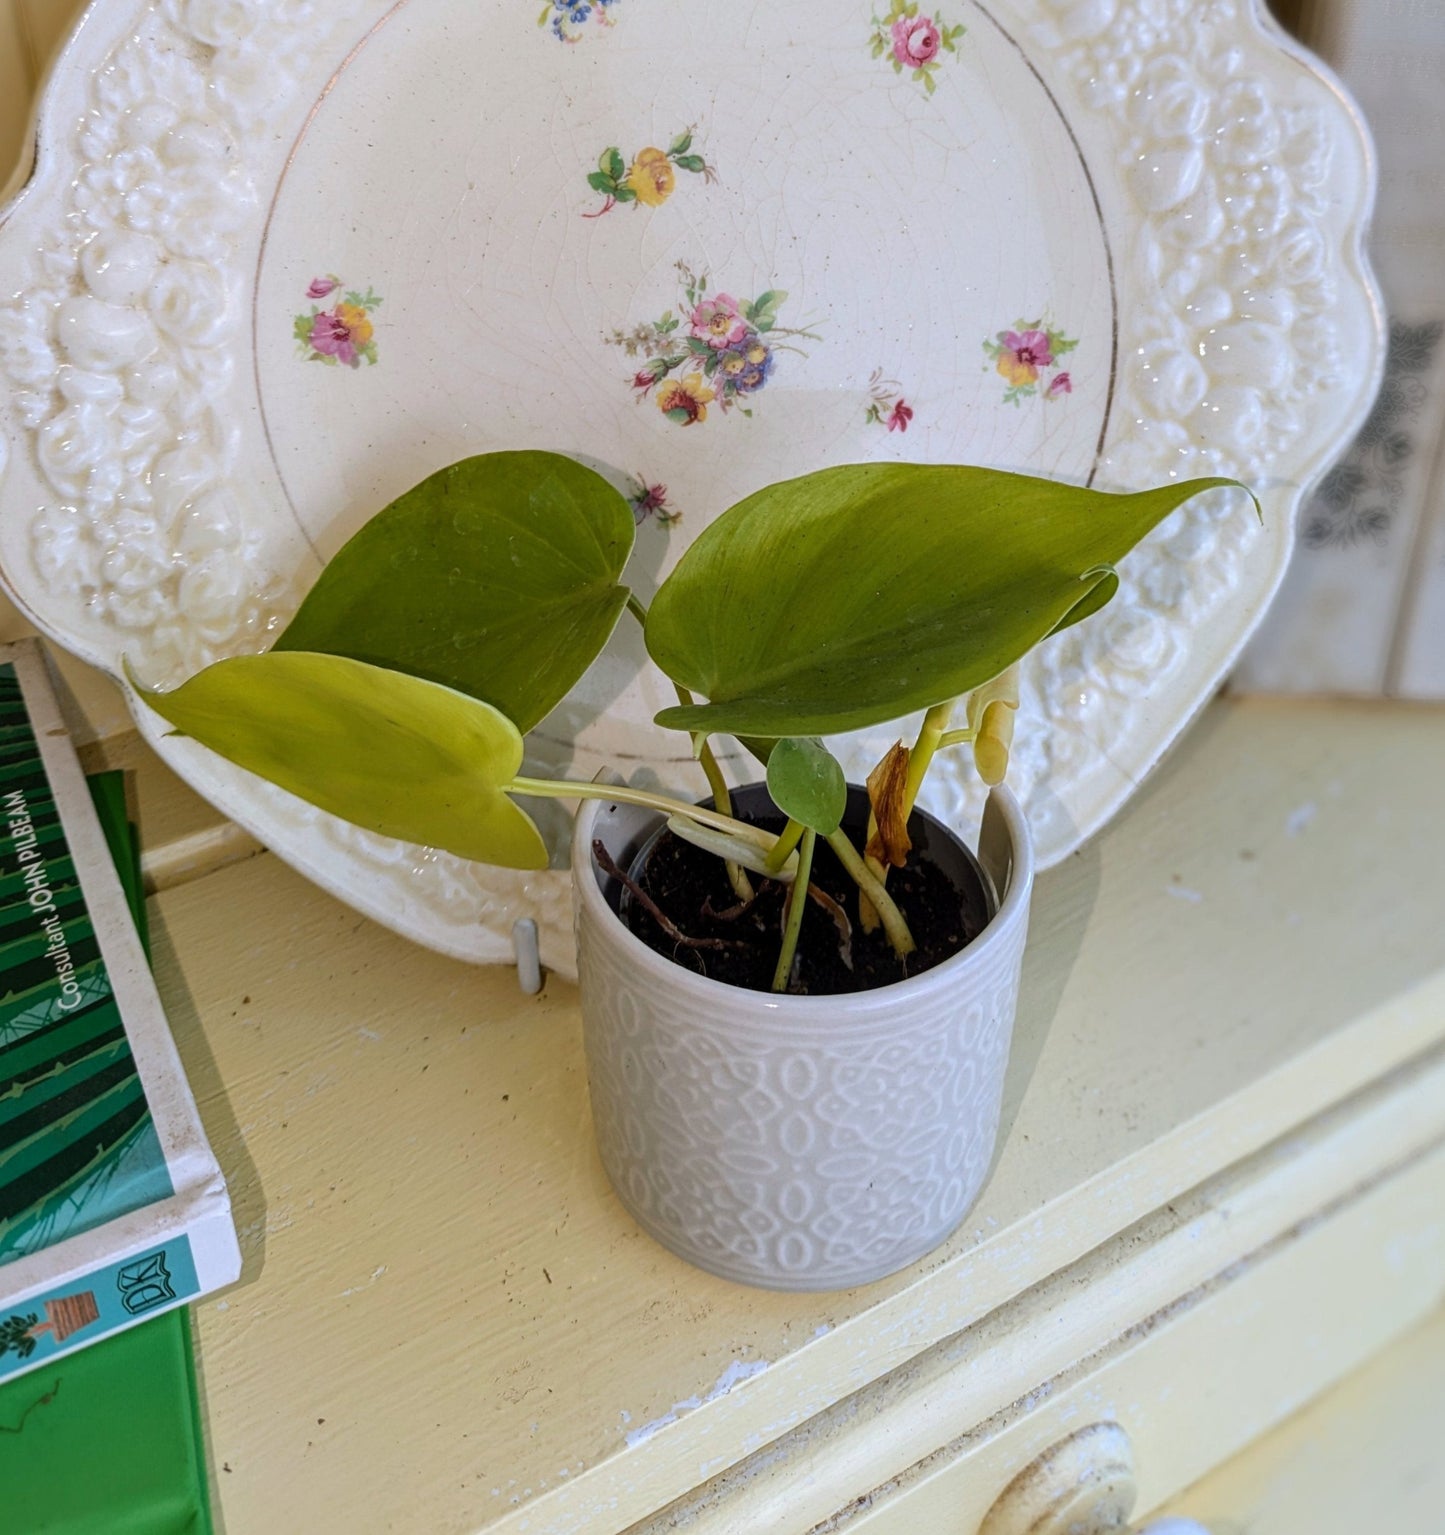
1048, 371, 1073, 397
307, 275, 340, 299
891, 15, 942, 67
690, 294, 750, 350
886, 399, 914, 432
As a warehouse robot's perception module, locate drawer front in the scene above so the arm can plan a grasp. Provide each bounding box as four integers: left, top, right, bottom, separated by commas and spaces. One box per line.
842, 1138, 1445, 1534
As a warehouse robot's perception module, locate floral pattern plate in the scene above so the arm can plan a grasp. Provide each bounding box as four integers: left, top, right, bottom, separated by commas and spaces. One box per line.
0, 0, 1382, 975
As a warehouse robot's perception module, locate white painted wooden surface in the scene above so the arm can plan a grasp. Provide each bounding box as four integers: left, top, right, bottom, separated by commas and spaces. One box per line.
844, 1140, 1445, 1533
131, 696, 1444, 1535
1154, 1304, 1445, 1534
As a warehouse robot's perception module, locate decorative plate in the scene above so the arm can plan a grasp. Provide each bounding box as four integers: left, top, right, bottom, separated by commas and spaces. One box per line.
0, 0, 1382, 976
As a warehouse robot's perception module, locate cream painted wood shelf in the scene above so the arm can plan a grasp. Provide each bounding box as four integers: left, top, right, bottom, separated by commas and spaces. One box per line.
1154, 1303, 1445, 1534
108, 693, 1441, 1535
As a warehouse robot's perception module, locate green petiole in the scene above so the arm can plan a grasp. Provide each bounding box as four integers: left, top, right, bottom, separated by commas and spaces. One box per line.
765, 818, 805, 873
507, 776, 776, 847
936, 727, 976, 750
628, 593, 753, 902
903, 699, 956, 818
771, 828, 816, 993
825, 829, 915, 959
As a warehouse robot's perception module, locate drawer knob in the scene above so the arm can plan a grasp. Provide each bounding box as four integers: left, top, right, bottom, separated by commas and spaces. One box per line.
979, 1421, 1138, 1535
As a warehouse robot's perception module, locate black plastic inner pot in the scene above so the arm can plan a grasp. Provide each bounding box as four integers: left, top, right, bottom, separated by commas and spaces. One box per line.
605, 782, 998, 996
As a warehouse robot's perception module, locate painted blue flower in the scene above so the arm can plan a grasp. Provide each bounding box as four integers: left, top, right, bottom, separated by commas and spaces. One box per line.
549, 0, 614, 40
731, 339, 775, 394
550, 0, 592, 40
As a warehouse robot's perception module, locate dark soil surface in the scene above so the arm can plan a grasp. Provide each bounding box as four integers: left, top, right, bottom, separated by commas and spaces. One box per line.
616, 817, 989, 996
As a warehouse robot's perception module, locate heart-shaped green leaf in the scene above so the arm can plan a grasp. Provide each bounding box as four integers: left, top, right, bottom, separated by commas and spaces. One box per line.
647, 466, 1249, 738
132, 652, 547, 868
766, 736, 846, 835
277, 451, 636, 733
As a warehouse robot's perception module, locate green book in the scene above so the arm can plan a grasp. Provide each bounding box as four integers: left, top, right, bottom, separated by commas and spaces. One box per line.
0, 640, 239, 1385
0, 768, 215, 1534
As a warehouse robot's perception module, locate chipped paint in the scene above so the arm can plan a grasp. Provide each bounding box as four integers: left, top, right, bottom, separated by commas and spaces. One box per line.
624, 1359, 771, 1449
1287, 802, 1318, 836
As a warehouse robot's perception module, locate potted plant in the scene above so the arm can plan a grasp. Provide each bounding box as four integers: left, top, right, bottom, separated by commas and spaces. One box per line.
131, 451, 1246, 1289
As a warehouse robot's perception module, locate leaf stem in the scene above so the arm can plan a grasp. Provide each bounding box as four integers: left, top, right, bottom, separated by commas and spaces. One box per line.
625, 592, 752, 900
508, 776, 776, 847
936, 727, 977, 750
903, 699, 955, 817
771, 828, 816, 993
765, 818, 805, 873
689, 703, 753, 901
825, 829, 915, 958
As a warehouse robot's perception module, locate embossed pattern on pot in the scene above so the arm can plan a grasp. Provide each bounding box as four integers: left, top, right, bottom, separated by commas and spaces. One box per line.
573, 788, 1034, 1291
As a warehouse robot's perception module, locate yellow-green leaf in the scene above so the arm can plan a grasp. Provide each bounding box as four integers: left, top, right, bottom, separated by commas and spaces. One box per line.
647, 465, 1250, 738
132, 652, 547, 868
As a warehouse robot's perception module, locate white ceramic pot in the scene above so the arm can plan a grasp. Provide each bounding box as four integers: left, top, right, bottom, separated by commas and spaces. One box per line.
572, 785, 1035, 1291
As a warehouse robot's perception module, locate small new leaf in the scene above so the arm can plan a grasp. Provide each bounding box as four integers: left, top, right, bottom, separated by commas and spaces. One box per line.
865, 742, 912, 868
972, 700, 1015, 787
966, 665, 1020, 785
766, 737, 846, 835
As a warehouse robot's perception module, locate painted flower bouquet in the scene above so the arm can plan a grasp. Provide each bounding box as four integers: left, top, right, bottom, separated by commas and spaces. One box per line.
609, 263, 823, 426
984, 320, 1077, 405
293, 277, 382, 369
133, 451, 1247, 996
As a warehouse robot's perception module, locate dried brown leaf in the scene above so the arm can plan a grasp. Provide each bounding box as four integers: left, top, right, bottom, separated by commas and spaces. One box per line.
865, 741, 912, 868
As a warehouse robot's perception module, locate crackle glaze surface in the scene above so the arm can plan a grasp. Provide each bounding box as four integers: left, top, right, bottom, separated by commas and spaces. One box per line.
0, 0, 1381, 972
573, 788, 1033, 1290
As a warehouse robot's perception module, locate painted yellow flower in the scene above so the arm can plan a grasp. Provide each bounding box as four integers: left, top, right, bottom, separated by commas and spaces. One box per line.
995, 351, 1037, 387
626, 147, 676, 207
656, 373, 714, 426
335, 302, 374, 349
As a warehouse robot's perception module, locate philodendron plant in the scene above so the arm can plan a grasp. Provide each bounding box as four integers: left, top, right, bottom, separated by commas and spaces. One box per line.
135, 452, 1249, 992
